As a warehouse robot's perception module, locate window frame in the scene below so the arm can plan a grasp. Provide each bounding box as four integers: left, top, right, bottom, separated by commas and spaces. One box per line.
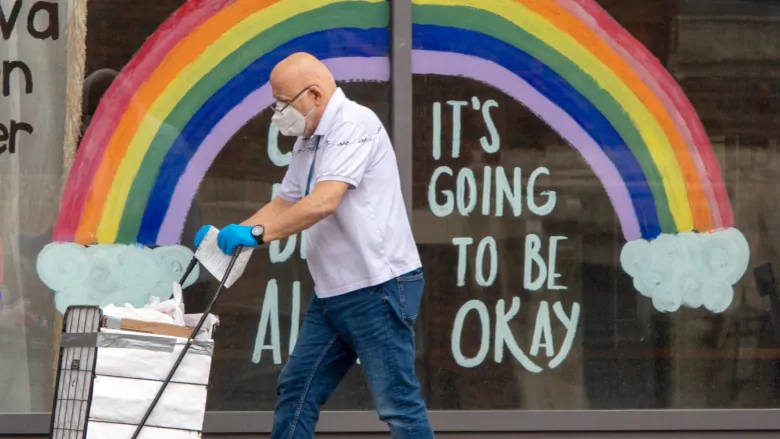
4, 410, 780, 434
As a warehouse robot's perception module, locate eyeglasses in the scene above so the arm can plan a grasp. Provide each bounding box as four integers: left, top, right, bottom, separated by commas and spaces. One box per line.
271, 86, 312, 115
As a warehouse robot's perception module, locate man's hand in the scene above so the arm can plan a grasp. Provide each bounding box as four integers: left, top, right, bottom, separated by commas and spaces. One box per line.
216, 224, 258, 254
194, 225, 211, 249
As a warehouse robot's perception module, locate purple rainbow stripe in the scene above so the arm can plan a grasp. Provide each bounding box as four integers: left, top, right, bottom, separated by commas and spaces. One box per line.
156, 53, 639, 244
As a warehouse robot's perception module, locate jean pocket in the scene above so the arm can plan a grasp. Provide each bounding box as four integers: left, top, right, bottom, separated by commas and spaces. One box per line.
397, 268, 423, 283
396, 270, 424, 326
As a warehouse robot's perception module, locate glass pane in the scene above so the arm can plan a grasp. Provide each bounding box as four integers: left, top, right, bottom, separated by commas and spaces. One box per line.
411, 0, 780, 409
0, 0, 71, 412
69, 0, 390, 412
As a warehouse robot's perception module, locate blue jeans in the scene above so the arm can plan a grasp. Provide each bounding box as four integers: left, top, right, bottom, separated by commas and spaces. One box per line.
271, 269, 434, 439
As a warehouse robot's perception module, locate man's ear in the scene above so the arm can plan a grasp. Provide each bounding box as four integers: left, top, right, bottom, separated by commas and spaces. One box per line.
309, 85, 325, 106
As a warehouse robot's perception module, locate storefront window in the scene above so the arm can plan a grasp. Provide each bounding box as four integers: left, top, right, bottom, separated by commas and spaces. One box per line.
411, 0, 780, 409
2, 0, 780, 424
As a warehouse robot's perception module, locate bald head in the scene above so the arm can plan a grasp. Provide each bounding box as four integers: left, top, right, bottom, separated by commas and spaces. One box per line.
270, 53, 337, 137
271, 53, 336, 93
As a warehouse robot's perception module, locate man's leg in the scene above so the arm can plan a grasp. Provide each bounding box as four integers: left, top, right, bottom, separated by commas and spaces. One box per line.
326, 271, 434, 439
271, 295, 357, 439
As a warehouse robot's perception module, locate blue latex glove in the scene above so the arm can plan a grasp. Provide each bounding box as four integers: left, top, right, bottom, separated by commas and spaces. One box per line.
194, 225, 211, 249
217, 224, 257, 255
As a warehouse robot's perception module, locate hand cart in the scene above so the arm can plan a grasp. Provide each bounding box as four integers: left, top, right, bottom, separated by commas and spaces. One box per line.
49, 246, 244, 439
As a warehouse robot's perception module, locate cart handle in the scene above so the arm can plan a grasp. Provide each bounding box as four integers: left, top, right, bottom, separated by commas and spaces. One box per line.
131, 245, 244, 439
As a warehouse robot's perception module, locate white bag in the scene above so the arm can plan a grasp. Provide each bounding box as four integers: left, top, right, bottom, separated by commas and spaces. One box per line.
144, 282, 186, 325
88, 329, 214, 436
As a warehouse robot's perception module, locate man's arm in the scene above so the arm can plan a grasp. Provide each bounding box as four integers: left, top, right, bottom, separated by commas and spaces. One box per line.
261, 122, 375, 242
240, 196, 295, 227
261, 181, 349, 242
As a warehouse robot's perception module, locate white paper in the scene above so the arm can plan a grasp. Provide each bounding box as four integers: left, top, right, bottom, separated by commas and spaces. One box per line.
194, 226, 253, 288
86, 421, 201, 439
95, 330, 213, 385
102, 304, 177, 324
89, 376, 207, 431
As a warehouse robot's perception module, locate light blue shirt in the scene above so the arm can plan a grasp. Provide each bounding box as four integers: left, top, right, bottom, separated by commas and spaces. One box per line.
278, 88, 421, 297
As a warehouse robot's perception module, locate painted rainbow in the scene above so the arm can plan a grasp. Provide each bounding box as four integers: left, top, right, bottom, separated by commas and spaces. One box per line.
53, 0, 732, 246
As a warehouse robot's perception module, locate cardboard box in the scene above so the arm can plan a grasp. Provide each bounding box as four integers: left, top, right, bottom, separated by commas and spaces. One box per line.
102, 316, 194, 339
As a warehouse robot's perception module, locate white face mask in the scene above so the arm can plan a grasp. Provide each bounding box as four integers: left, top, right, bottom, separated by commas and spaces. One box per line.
271, 91, 315, 137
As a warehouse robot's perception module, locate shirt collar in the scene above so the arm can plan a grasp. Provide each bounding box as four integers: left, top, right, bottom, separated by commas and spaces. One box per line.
313, 87, 346, 136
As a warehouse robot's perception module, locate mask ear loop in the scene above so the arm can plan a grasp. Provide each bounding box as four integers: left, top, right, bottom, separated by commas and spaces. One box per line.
296, 91, 317, 134
302, 103, 316, 119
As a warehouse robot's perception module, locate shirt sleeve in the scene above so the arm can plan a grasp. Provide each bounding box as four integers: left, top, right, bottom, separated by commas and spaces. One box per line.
315, 121, 376, 189
277, 168, 302, 202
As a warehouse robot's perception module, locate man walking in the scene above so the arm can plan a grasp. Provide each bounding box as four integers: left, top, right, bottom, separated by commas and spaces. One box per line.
195, 52, 434, 439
